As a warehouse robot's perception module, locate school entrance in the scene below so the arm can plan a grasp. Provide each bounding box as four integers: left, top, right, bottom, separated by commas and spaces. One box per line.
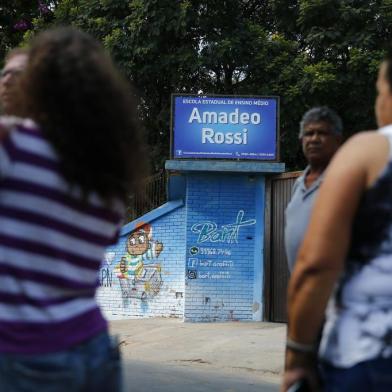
264, 172, 301, 323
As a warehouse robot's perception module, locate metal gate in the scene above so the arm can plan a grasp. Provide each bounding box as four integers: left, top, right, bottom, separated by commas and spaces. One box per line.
125, 172, 167, 223
264, 172, 302, 322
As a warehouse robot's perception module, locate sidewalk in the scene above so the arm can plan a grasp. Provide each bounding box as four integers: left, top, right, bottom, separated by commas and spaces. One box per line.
109, 318, 286, 391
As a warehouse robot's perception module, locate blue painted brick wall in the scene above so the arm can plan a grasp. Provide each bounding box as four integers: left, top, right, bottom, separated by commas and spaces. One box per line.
97, 171, 265, 322
96, 206, 186, 319
184, 173, 264, 322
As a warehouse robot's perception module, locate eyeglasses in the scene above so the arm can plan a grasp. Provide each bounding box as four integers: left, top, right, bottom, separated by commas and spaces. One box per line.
0, 68, 24, 80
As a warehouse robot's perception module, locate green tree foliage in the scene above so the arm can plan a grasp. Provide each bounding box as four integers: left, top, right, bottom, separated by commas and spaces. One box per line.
296, 0, 390, 139
48, 0, 201, 171
0, 1, 56, 63
2, 0, 392, 170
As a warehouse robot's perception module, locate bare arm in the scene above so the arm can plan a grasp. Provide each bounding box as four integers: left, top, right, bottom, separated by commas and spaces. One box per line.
288, 153, 363, 344
282, 131, 390, 390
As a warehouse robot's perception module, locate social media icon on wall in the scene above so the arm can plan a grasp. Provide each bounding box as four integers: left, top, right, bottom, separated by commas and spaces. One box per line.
189, 246, 199, 255
187, 269, 197, 279
188, 258, 198, 268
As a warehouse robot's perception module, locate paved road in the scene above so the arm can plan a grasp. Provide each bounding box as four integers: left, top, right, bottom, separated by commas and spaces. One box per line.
109, 318, 285, 392
124, 360, 279, 392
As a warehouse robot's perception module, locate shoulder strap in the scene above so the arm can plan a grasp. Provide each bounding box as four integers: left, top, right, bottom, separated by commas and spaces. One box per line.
379, 125, 392, 158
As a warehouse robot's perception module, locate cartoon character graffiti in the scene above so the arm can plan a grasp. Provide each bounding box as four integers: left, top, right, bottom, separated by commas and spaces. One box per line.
115, 223, 164, 301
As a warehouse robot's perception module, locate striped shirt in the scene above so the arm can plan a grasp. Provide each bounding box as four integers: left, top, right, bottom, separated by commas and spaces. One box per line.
0, 117, 124, 354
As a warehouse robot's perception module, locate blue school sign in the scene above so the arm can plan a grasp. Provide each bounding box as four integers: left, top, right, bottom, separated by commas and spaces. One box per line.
171, 95, 279, 160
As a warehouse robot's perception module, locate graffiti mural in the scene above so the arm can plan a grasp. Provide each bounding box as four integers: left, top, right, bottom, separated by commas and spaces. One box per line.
100, 251, 115, 287
187, 210, 256, 281
191, 210, 256, 244
114, 222, 164, 301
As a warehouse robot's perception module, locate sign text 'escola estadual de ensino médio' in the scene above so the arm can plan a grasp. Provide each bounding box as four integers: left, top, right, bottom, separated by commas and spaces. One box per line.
171, 95, 279, 160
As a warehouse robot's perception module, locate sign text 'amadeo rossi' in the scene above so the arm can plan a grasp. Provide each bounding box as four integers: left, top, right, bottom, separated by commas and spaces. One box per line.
171, 95, 279, 160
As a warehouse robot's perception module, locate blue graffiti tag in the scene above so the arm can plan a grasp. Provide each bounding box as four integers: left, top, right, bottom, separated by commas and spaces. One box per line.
191, 210, 256, 244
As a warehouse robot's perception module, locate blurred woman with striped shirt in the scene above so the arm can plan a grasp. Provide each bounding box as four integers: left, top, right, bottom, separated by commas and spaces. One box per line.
0, 27, 145, 391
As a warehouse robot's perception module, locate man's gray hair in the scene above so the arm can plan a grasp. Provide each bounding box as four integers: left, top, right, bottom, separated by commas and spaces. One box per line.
299, 106, 343, 138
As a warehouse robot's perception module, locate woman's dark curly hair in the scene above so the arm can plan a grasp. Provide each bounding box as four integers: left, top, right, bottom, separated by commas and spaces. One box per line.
13, 27, 147, 204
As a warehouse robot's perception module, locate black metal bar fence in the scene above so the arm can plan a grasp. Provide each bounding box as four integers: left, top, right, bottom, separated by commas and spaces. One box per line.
125, 171, 168, 223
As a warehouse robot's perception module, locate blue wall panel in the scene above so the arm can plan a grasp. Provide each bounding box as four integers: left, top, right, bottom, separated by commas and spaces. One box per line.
184, 173, 264, 321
